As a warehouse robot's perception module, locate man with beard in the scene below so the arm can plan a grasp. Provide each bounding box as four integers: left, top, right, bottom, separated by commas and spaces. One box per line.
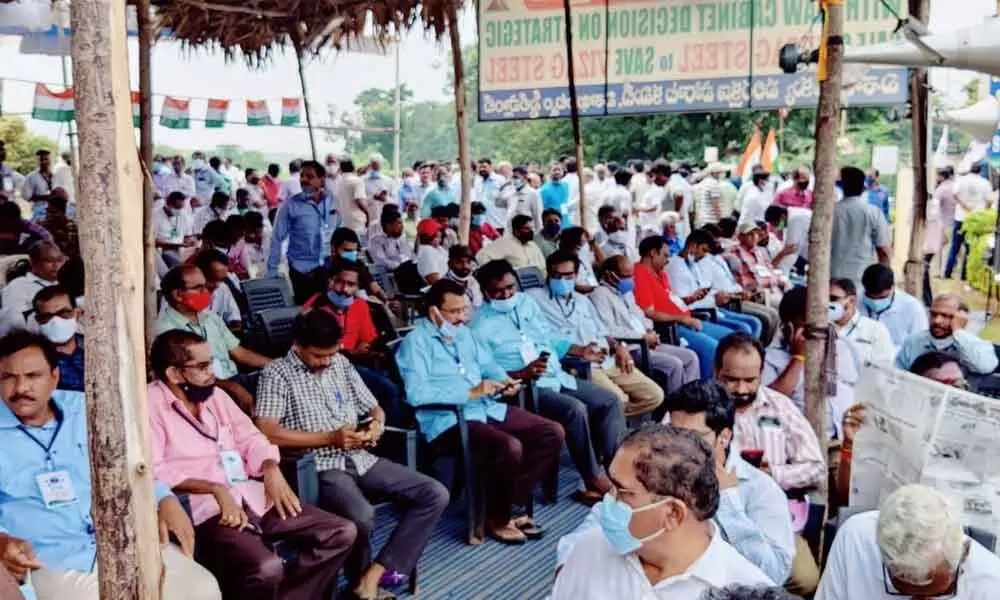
444, 245, 483, 310
895, 293, 997, 374
715, 333, 824, 597
475, 215, 547, 276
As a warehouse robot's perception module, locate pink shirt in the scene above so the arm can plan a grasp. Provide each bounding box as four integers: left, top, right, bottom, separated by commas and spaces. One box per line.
147, 380, 280, 525
773, 186, 813, 209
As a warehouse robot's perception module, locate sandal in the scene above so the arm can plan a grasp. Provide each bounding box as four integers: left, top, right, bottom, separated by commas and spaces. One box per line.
513, 515, 545, 539
571, 488, 603, 506
487, 523, 528, 545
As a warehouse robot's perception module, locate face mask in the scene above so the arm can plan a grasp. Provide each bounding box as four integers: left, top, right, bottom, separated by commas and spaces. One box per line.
609, 231, 630, 245
865, 176, 875, 187
615, 277, 635, 295
438, 179, 449, 188
180, 290, 212, 313
327, 291, 355, 309
490, 293, 520, 313
542, 222, 561, 237
471, 215, 485, 227
549, 278, 574, 297
180, 381, 215, 404
40, 316, 77, 344
479, 171, 490, 179
339, 250, 358, 262
863, 294, 893, 313
596, 493, 668, 555
153, 160, 163, 172
449, 269, 472, 281
439, 320, 463, 339
828, 301, 846, 323
513, 178, 526, 190
447, 217, 459, 228
193, 159, 206, 170
930, 335, 954, 350
732, 390, 757, 407
796, 180, 809, 191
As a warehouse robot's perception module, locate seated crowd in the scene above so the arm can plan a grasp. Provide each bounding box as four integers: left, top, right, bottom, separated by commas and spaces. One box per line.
2, 155, 1000, 600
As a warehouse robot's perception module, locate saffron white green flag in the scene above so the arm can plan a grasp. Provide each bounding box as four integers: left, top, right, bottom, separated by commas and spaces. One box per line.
246, 100, 271, 126
32, 84, 74, 122
159, 96, 191, 129
131, 91, 141, 128
205, 99, 229, 128
761, 129, 780, 174
280, 97, 301, 126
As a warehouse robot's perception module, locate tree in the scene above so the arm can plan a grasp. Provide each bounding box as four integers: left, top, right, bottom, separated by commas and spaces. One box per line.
339, 85, 415, 166
0, 117, 58, 173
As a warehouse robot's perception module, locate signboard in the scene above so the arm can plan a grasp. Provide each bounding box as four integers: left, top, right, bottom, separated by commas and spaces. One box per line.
871, 145, 899, 175
989, 77, 1000, 169
478, 0, 910, 121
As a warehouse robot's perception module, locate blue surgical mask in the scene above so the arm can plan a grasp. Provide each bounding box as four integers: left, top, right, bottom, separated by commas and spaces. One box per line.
543, 222, 561, 237
548, 278, 574, 297
616, 277, 635, 295
596, 493, 668, 555
327, 291, 354, 309
863, 294, 892, 314
490, 293, 521, 313
439, 320, 463, 339
471, 215, 485, 227
339, 250, 358, 262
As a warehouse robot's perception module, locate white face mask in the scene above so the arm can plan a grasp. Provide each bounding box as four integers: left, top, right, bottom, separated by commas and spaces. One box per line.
930, 336, 954, 350
192, 158, 206, 170
608, 231, 630, 245
40, 316, 77, 344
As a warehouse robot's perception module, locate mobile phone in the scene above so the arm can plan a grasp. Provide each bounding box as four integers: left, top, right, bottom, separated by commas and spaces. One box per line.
500, 379, 522, 393
357, 415, 374, 431
539, 351, 551, 361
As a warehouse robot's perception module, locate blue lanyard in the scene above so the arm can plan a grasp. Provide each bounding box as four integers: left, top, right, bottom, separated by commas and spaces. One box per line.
551, 292, 577, 320
510, 307, 522, 331
17, 406, 64, 468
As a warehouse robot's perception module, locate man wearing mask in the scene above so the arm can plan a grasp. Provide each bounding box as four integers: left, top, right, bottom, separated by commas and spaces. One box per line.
694, 163, 724, 228
444, 245, 483, 310
208, 157, 233, 200
269, 161, 340, 304
31, 285, 84, 392
738, 168, 773, 227
607, 170, 636, 242
895, 293, 997, 373
154, 191, 196, 267
241, 168, 267, 212
830, 166, 893, 286
598, 210, 639, 263
540, 163, 570, 226
500, 165, 542, 232
415, 218, 449, 285
324, 153, 340, 197
535, 209, 563, 258
828, 278, 895, 364
191, 151, 214, 206
773, 166, 813, 209
157, 155, 197, 205
364, 153, 395, 212
552, 424, 773, 598
22, 149, 54, 221
0, 241, 65, 334
421, 166, 458, 218
667, 162, 695, 239
474, 158, 506, 230
476, 215, 548, 276
368, 209, 413, 272
194, 191, 233, 237
858, 264, 927, 347
468, 201, 500, 255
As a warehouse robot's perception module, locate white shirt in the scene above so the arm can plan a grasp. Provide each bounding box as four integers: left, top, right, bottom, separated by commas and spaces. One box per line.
0, 273, 57, 334
668, 173, 694, 237
817, 511, 1000, 600
416, 244, 448, 280
837, 311, 895, 364
638, 185, 668, 233
861, 290, 929, 348
153, 207, 194, 244
211, 278, 242, 325
52, 162, 74, 203
553, 526, 772, 600
739, 185, 771, 226
336, 173, 369, 234
607, 185, 636, 235
667, 256, 716, 310
278, 173, 301, 204
158, 170, 197, 201
955, 173, 993, 222
193, 205, 232, 236
582, 181, 607, 234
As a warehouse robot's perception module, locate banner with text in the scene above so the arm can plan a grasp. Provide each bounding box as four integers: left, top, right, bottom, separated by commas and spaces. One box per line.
478, 0, 910, 121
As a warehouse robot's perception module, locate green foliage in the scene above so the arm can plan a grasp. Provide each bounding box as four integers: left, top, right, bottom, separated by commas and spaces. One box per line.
0, 117, 58, 173
341, 85, 415, 164
962, 209, 997, 295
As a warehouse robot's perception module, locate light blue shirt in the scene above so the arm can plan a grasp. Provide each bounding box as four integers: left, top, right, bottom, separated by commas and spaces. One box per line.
555, 451, 795, 584
267, 191, 340, 276
527, 288, 609, 350
860, 290, 929, 347
0, 391, 171, 573
894, 329, 998, 374
471, 293, 577, 391
420, 185, 458, 218
396, 318, 511, 441
540, 180, 570, 224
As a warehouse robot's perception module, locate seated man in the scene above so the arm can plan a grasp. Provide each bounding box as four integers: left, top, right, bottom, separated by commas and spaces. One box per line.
147, 330, 354, 599
429, 204, 459, 250
829, 278, 895, 364
764, 287, 861, 438
0, 331, 220, 600
397, 279, 564, 543
667, 229, 763, 339
556, 381, 795, 585
817, 484, 1000, 599
31, 285, 83, 392
590, 255, 700, 394
475, 215, 547, 276
557, 227, 601, 293
597, 209, 638, 263
155, 265, 271, 413
36, 191, 79, 259
415, 218, 449, 285
468, 201, 500, 255
716, 333, 825, 596
443, 245, 483, 310
726, 222, 788, 307
0, 201, 52, 256
329, 228, 387, 301
528, 250, 663, 417
534, 209, 562, 258
472, 259, 626, 504
896, 293, 998, 374
703, 586, 801, 600
256, 310, 448, 600
193, 249, 244, 335
633, 235, 737, 380
368, 208, 413, 272
859, 263, 928, 348
0, 241, 65, 334
552, 424, 772, 599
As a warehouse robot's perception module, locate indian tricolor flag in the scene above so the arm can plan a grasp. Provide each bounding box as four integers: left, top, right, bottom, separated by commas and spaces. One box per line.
761, 129, 780, 174
32, 84, 74, 123
131, 91, 141, 128
280, 97, 301, 126
205, 99, 229, 128
246, 100, 272, 126
736, 128, 762, 181
160, 96, 191, 129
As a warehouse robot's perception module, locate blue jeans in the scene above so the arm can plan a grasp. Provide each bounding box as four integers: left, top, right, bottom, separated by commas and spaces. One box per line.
677, 320, 734, 379
944, 220, 967, 280
718, 309, 763, 339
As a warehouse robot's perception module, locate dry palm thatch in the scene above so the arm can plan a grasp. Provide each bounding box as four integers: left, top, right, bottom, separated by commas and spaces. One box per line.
149, 0, 458, 66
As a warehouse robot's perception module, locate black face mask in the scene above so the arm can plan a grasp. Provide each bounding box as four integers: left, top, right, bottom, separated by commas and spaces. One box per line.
181, 381, 216, 404
732, 391, 756, 408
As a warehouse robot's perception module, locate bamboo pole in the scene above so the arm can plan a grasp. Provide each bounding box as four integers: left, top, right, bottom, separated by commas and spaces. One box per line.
562, 0, 585, 224
70, 0, 162, 597
292, 30, 318, 162
903, 0, 931, 297
803, 0, 845, 492
393, 42, 402, 175
137, 0, 157, 350
448, 0, 471, 245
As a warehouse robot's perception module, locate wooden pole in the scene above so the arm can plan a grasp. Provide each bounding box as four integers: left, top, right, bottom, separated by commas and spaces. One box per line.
393, 42, 402, 175
70, 0, 163, 598
803, 0, 845, 489
292, 31, 318, 162
448, 0, 471, 245
137, 0, 157, 350
903, 0, 931, 297
562, 0, 585, 225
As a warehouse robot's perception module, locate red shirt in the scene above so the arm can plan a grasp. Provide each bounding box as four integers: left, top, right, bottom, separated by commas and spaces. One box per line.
303, 294, 377, 352
633, 262, 689, 317
773, 186, 813, 209
262, 175, 281, 209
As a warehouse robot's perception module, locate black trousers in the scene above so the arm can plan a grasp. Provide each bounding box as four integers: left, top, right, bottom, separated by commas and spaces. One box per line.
288, 267, 326, 305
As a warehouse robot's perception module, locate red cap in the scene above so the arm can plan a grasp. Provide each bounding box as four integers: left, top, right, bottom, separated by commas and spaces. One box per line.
417, 218, 443, 238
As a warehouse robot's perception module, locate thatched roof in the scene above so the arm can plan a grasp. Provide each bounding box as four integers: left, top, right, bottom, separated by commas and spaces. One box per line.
149, 0, 458, 65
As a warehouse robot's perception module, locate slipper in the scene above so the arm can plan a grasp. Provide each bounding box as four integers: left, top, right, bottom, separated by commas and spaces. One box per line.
571, 489, 603, 506
513, 515, 545, 539
487, 526, 528, 545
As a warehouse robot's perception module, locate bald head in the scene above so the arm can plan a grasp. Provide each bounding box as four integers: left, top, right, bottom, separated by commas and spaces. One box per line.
601, 254, 634, 285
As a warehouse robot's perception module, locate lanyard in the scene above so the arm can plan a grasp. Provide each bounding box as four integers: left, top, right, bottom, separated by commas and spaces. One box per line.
844, 315, 860, 338
552, 293, 577, 320
683, 258, 706, 289
17, 409, 64, 468
172, 403, 220, 443
510, 307, 522, 331
438, 338, 464, 372
184, 318, 208, 339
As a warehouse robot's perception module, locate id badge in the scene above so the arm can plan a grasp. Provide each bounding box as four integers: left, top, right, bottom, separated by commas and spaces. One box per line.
321, 222, 333, 248
220, 450, 248, 484
37, 470, 78, 508
519, 340, 539, 364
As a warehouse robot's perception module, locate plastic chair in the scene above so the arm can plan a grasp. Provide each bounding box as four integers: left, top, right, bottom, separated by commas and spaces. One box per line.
256, 307, 300, 357
515, 266, 545, 291
242, 277, 294, 314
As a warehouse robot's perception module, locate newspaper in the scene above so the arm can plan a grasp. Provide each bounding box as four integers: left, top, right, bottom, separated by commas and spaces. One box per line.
849, 361, 1000, 537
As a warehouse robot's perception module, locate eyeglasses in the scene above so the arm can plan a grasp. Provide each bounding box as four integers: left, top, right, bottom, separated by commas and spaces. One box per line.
882, 542, 967, 599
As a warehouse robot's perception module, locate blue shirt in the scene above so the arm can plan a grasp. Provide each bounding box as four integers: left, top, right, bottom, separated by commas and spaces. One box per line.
895, 329, 999, 375
860, 290, 929, 347
420, 185, 457, 218
0, 391, 171, 573
267, 190, 340, 276
540, 180, 570, 224
555, 451, 795, 584
396, 318, 510, 441
54, 335, 85, 393
470, 293, 577, 391
866, 186, 891, 221
527, 288, 609, 350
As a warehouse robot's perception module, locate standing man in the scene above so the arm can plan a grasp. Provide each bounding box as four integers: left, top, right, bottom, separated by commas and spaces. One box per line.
540, 163, 571, 227
864, 169, 890, 221
945, 161, 993, 281
269, 160, 340, 303
637, 162, 671, 239
737, 168, 772, 227
278, 159, 303, 206
474, 158, 506, 231
191, 151, 214, 206
694, 163, 724, 227
773, 166, 813, 209
420, 166, 458, 218
0, 141, 16, 200
500, 166, 543, 233
261, 163, 282, 210
830, 166, 893, 286
22, 149, 54, 221
336, 158, 369, 236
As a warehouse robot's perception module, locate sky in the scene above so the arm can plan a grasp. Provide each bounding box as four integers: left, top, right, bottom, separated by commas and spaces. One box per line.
0, 1, 996, 157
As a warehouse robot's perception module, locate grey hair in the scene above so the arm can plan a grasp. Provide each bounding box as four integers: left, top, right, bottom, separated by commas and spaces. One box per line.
877, 485, 966, 585
700, 586, 803, 600
621, 424, 719, 521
